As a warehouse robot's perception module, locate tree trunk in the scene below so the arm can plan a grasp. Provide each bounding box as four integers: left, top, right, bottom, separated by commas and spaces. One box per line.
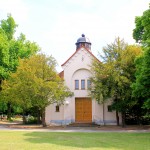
41, 109, 46, 127
121, 112, 126, 128
37, 109, 41, 124
22, 110, 27, 124
116, 111, 119, 126
0, 79, 2, 91
7, 102, 11, 120
137, 115, 142, 125
114, 93, 120, 126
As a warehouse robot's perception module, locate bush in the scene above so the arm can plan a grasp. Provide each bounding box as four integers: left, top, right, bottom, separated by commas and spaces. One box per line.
25, 115, 38, 124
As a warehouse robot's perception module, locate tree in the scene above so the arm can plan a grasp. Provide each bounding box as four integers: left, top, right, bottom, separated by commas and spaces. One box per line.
132, 47, 150, 110
0, 15, 39, 79
3, 60, 36, 122
90, 37, 141, 127
0, 14, 18, 90
27, 54, 73, 126
132, 7, 150, 112
0, 28, 9, 88
0, 15, 40, 119
1, 14, 18, 40
133, 8, 150, 46
1, 54, 73, 126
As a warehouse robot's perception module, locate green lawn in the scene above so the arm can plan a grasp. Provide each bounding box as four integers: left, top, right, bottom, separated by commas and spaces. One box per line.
0, 131, 150, 150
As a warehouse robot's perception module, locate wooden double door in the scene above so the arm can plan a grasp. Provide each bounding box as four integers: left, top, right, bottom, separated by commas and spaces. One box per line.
75, 98, 92, 123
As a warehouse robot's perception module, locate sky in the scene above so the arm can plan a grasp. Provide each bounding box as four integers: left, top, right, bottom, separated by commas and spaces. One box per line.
0, 0, 149, 71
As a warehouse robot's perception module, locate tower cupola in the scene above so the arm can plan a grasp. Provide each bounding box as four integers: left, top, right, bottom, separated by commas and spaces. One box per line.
75, 34, 91, 51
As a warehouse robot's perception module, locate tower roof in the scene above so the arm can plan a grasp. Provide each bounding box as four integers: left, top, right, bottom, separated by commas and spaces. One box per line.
76, 34, 91, 44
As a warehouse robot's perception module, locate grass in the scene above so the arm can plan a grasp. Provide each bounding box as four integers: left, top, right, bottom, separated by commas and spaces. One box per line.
0, 131, 150, 150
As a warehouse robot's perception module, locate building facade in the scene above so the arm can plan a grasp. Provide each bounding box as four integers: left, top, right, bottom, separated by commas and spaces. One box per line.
45, 34, 121, 125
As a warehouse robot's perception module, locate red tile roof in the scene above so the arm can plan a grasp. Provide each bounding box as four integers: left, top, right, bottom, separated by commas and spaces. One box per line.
58, 70, 64, 79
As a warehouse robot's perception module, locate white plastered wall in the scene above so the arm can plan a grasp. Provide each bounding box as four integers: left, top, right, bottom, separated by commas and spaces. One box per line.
62, 48, 93, 122
45, 104, 64, 125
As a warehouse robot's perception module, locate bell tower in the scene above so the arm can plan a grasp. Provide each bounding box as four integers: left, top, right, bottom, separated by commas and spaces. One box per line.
75, 34, 91, 51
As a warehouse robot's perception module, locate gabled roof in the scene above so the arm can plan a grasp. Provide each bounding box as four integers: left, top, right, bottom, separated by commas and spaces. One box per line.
61, 46, 100, 66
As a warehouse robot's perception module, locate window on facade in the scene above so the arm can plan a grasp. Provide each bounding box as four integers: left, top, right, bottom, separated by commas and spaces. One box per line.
107, 105, 112, 112
75, 80, 79, 90
81, 79, 85, 90
87, 80, 91, 89
56, 105, 60, 112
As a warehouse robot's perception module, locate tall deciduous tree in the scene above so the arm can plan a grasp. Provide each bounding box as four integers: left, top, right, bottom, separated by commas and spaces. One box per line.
1, 54, 73, 126
133, 7, 150, 46
0, 14, 40, 119
0, 29, 9, 86
132, 7, 150, 112
90, 37, 141, 127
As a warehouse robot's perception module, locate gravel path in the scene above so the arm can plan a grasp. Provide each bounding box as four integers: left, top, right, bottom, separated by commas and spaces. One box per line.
0, 122, 150, 133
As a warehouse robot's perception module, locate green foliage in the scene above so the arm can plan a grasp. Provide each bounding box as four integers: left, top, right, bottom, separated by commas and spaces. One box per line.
133, 8, 150, 46
0, 100, 7, 113
132, 7, 150, 110
1, 14, 18, 40
0, 14, 40, 118
132, 47, 150, 109
16, 33, 39, 59
1, 54, 73, 125
90, 37, 141, 114
0, 28, 9, 80
0, 15, 40, 81
8, 33, 40, 73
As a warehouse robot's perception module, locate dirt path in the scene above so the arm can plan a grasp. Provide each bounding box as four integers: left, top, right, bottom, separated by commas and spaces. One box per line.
0, 121, 150, 132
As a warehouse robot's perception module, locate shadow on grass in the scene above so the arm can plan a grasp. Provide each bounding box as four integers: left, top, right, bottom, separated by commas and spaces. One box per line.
24, 132, 150, 149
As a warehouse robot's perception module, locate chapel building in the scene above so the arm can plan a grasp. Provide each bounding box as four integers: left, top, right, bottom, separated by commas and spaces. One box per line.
45, 34, 121, 125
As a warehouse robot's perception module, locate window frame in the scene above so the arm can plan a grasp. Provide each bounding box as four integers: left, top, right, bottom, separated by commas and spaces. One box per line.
87, 79, 91, 89
75, 80, 79, 90
81, 79, 85, 90
55, 105, 60, 112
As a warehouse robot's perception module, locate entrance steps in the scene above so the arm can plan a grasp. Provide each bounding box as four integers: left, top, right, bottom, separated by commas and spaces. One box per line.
67, 122, 99, 127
